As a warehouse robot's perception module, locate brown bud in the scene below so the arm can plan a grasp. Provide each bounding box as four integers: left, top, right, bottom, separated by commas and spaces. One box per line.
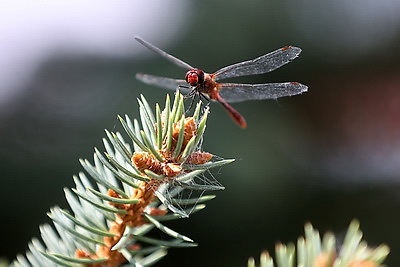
349, 261, 378, 267
163, 163, 182, 177
186, 151, 213, 165
148, 208, 168, 216
170, 117, 197, 151
132, 152, 163, 175
75, 249, 91, 259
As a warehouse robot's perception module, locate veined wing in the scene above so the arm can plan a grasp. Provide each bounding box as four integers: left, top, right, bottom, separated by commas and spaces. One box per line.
214, 46, 302, 81
134, 36, 194, 70
218, 82, 308, 103
136, 73, 189, 92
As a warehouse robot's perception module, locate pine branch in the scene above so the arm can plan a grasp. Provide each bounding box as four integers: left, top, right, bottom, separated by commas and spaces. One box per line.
12, 92, 233, 267
248, 220, 390, 267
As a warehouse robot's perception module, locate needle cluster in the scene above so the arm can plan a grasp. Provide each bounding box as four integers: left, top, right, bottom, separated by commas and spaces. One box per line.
12, 92, 233, 267
248, 220, 389, 267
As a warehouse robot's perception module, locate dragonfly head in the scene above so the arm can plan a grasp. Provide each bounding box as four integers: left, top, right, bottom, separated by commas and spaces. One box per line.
185, 69, 204, 87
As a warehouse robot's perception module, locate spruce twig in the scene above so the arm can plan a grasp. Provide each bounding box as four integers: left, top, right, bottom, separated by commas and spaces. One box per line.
13, 92, 232, 267
248, 220, 390, 267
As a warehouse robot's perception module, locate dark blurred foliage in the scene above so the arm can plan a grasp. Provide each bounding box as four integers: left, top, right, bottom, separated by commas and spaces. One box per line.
1, 0, 400, 266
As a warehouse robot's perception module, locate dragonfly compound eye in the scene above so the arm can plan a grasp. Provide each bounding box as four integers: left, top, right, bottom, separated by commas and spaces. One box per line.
185, 69, 204, 86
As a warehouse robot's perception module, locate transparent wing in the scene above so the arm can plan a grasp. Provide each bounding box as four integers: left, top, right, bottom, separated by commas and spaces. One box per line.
136, 73, 190, 92
214, 46, 302, 81
135, 36, 195, 70
218, 82, 308, 103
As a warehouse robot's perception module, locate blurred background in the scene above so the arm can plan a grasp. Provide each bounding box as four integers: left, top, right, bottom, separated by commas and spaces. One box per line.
1, 0, 400, 266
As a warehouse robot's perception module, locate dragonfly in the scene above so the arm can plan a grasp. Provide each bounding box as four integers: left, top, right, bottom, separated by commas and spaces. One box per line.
135, 36, 307, 128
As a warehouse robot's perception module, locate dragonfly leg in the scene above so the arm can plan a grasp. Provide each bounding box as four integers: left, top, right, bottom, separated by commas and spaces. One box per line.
178, 84, 190, 89
183, 88, 210, 115
185, 95, 196, 113
199, 92, 210, 107
184, 88, 199, 113
182, 87, 197, 99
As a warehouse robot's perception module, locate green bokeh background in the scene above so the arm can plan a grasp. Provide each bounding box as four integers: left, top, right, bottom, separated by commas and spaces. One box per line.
1, 1, 400, 266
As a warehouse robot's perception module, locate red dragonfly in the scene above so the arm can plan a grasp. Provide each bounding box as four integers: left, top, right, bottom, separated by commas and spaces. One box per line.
135, 36, 307, 128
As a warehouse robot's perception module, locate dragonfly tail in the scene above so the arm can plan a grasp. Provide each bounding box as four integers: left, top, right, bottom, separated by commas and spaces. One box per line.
215, 94, 247, 128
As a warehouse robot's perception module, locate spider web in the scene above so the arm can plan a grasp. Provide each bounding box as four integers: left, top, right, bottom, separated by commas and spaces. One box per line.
154, 163, 224, 218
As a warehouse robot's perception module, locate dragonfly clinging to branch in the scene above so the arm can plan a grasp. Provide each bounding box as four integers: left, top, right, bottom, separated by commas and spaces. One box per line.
135, 36, 307, 128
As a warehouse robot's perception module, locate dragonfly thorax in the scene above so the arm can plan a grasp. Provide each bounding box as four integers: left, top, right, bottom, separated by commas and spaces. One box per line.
185, 69, 205, 87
